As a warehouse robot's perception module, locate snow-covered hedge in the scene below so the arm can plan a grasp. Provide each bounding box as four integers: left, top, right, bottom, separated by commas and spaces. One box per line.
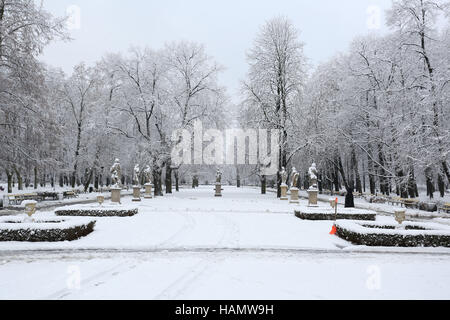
335, 220, 450, 247
0, 217, 96, 242
55, 208, 138, 217
295, 207, 376, 221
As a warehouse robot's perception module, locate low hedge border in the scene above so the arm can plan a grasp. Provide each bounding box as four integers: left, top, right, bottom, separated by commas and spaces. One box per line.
335, 222, 450, 247
0, 221, 96, 242
55, 208, 138, 217
295, 211, 376, 221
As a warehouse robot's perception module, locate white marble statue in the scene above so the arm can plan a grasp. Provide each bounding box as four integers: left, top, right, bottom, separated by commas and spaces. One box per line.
143, 165, 152, 184
291, 167, 299, 188
110, 158, 122, 188
133, 164, 140, 186
280, 167, 288, 186
216, 169, 222, 184
308, 163, 318, 188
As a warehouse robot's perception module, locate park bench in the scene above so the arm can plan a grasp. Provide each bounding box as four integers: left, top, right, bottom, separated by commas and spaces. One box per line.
19, 193, 39, 203
6, 193, 39, 205
438, 203, 450, 214
37, 192, 59, 201
7, 195, 18, 205
387, 196, 403, 206
63, 191, 78, 199
402, 199, 419, 209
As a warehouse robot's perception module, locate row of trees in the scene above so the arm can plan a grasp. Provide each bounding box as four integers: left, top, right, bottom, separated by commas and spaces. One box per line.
1, 0, 449, 200
0, 0, 228, 194
241, 0, 449, 199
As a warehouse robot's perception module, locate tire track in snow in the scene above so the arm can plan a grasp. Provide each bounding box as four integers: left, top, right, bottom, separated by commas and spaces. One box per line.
212, 213, 241, 247
45, 261, 134, 300
157, 211, 197, 247
153, 253, 226, 300
153, 213, 240, 299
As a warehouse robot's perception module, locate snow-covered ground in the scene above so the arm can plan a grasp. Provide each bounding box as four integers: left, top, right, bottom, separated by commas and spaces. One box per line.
0, 186, 449, 299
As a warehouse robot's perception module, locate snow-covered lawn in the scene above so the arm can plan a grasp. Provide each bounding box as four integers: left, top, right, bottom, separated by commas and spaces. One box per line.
0, 186, 449, 299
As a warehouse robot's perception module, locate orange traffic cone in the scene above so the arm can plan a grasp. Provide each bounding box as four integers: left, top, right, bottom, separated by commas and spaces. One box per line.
330, 225, 337, 235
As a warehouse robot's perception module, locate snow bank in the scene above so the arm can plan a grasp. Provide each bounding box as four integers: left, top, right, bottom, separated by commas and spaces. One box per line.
295, 206, 377, 221
335, 220, 450, 247
0, 216, 96, 242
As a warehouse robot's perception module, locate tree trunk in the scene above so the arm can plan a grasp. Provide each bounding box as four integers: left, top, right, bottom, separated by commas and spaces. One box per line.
333, 164, 340, 192
351, 149, 362, 194
261, 175, 266, 194
425, 167, 434, 200
362, 160, 366, 193
83, 168, 94, 192
438, 174, 445, 198
165, 162, 172, 194
408, 165, 418, 198
237, 168, 241, 188
377, 146, 389, 196
174, 169, 179, 192
94, 169, 99, 190
277, 171, 281, 198
442, 161, 450, 185
318, 173, 323, 193
34, 167, 38, 190
367, 152, 376, 195
13, 166, 23, 191
6, 169, 13, 194
337, 155, 354, 208
153, 168, 163, 196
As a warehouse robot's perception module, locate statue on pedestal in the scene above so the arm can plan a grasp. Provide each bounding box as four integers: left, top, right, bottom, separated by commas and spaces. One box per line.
133, 164, 140, 186
291, 167, 299, 188
110, 159, 122, 188
308, 163, 318, 189
143, 165, 153, 199
143, 165, 152, 185
280, 167, 288, 186
290, 167, 300, 204
216, 169, 222, 184
215, 169, 223, 197
307, 163, 319, 207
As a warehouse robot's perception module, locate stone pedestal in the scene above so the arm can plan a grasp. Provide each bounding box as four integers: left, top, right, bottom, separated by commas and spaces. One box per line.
290, 187, 299, 204
307, 188, 319, 207
97, 195, 105, 206
395, 210, 406, 225
24, 201, 37, 218
132, 186, 141, 202
329, 198, 336, 208
280, 184, 288, 200
111, 187, 121, 204
215, 183, 222, 197
144, 183, 153, 199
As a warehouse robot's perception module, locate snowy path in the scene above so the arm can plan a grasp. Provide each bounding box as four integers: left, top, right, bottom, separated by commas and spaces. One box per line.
0, 186, 449, 299
1, 250, 449, 300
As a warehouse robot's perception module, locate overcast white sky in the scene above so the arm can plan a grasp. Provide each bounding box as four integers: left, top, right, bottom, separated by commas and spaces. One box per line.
40, 0, 392, 102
